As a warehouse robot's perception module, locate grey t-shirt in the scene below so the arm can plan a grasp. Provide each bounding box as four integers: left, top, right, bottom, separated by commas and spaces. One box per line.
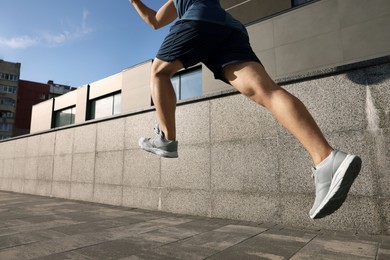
173, 0, 246, 34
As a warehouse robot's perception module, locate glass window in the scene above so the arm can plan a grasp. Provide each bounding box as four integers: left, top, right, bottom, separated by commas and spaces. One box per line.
171, 67, 202, 100
0, 98, 15, 106
91, 96, 112, 119
171, 77, 180, 98
0, 111, 13, 118
90, 92, 121, 120
0, 73, 18, 81
292, 0, 315, 7
0, 123, 13, 132
0, 85, 16, 94
180, 69, 202, 100
113, 93, 121, 115
54, 107, 76, 127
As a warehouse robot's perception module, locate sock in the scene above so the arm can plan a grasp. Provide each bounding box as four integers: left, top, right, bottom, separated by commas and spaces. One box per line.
315, 151, 334, 169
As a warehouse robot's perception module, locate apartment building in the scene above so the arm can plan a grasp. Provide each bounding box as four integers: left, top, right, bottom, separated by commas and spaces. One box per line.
0, 59, 75, 138
0, 60, 20, 140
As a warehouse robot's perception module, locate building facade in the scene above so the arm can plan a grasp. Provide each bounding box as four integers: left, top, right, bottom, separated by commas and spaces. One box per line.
14, 80, 76, 136
0, 59, 75, 138
0, 60, 20, 140
14, 80, 49, 137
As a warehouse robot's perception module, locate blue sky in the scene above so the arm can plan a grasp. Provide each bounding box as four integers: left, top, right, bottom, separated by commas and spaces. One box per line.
0, 0, 171, 87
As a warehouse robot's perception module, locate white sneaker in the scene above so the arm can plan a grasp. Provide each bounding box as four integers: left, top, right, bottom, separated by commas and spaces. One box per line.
138, 125, 178, 158
309, 150, 362, 219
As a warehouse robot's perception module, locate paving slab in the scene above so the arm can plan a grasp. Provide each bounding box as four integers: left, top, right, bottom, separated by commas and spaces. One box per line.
0, 191, 388, 259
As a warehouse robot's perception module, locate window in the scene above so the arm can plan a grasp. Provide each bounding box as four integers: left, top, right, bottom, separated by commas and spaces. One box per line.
171, 67, 202, 100
0, 123, 13, 132
0, 85, 17, 94
0, 135, 9, 140
0, 73, 18, 81
0, 111, 13, 118
6, 112, 13, 118
90, 92, 121, 120
292, 0, 316, 7
54, 107, 76, 127
0, 98, 15, 106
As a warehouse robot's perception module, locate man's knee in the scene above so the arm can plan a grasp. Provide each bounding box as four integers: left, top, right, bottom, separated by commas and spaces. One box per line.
151, 59, 183, 79
151, 62, 167, 78
240, 84, 277, 107
240, 86, 257, 99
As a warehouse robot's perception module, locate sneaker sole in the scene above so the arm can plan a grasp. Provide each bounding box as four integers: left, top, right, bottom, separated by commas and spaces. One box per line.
310, 154, 362, 219
139, 140, 178, 158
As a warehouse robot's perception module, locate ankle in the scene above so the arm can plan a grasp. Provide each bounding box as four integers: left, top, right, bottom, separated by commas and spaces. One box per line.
312, 148, 334, 166
165, 134, 176, 141
160, 127, 176, 141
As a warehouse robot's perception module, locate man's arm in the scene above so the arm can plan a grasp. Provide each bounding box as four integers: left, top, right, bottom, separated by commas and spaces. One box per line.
130, 0, 177, 30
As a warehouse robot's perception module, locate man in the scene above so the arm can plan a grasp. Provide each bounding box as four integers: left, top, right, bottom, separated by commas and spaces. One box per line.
130, 0, 362, 219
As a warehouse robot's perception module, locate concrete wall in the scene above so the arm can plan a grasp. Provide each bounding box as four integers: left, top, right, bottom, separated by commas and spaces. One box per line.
246, 0, 390, 79
1, 61, 389, 234
75, 85, 89, 124
221, 0, 292, 24
122, 61, 153, 113
89, 72, 122, 100
54, 90, 77, 111
30, 99, 54, 133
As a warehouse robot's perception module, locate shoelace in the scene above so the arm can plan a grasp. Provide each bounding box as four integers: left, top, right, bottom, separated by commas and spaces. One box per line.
147, 125, 164, 146
153, 125, 166, 139
311, 168, 316, 179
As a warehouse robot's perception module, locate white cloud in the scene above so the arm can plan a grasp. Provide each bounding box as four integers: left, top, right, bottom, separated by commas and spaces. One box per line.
44, 9, 92, 46
0, 10, 92, 49
0, 35, 38, 49
43, 31, 71, 45
82, 10, 91, 34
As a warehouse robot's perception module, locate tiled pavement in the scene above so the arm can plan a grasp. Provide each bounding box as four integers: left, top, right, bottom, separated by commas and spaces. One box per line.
0, 191, 389, 260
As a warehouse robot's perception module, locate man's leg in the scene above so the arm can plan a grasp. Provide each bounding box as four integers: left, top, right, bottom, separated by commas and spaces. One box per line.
222, 61, 332, 166
138, 58, 183, 158
150, 58, 184, 141
223, 61, 362, 219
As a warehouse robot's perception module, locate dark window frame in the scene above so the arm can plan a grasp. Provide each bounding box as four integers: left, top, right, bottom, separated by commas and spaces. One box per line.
89, 91, 121, 120
54, 106, 76, 128
291, 0, 316, 7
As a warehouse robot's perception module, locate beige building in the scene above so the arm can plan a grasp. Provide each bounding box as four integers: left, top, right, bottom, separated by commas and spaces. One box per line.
31, 0, 390, 133
0, 60, 20, 140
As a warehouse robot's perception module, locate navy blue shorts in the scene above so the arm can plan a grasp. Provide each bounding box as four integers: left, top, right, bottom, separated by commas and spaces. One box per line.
156, 20, 261, 84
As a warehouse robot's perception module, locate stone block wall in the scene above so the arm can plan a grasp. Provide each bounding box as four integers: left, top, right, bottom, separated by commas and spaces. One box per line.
0, 62, 389, 234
